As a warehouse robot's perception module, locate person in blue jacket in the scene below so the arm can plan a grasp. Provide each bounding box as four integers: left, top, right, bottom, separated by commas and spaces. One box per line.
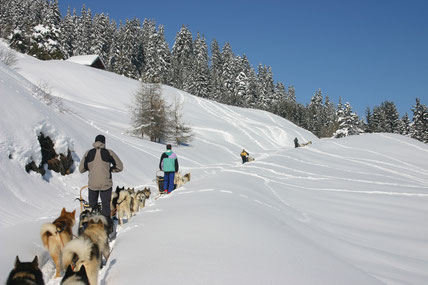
159, 144, 179, 194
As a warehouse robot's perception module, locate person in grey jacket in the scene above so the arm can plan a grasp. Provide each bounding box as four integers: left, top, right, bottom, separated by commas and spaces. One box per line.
79, 135, 123, 220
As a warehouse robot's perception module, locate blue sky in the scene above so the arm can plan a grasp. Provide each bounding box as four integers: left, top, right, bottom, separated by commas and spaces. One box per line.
58, 0, 428, 118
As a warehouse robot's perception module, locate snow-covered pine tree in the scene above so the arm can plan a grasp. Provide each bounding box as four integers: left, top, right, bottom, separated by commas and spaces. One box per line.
399, 112, 411, 137
410, 98, 428, 143
7, 0, 43, 54
322, 95, 338, 137
28, 0, 62, 60
92, 13, 113, 64
307, 89, 324, 137
155, 25, 171, 84
234, 68, 250, 107
255, 64, 275, 110
141, 20, 159, 83
334, 98, 362, 138
371, 105, 386, 132
365, 107, 373, 133
209, 39, 223, 101
241, 55, 259, 108
74, 5, 94, 55
219, 42, 236, 104
106, 19, 120, 71
59, 7, 77, 58
112, 18, 143, 79
141, 24, 171, 84
381, 101, 400, 133
171, 25, 194, 90
187, 32, 210, 98
270, 82, 287, 115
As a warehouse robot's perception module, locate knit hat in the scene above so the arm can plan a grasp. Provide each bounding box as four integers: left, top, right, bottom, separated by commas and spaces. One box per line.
166, 144, 172, 150
95, 134, 105, 144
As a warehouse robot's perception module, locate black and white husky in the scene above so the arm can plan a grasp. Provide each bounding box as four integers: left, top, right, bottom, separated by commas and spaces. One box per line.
61, 265, 90, 285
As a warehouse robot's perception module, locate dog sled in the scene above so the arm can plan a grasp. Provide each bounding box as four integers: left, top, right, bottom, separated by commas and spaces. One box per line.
155, 170, 164, 193
300, 141, 312, 147
78, 185, 112, 216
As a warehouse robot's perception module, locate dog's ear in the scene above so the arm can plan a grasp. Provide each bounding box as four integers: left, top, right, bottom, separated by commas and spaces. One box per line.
71, 209, 76, 217
31, 256, 38, 269
14, 256, 21, 268
61, 207, 66, 214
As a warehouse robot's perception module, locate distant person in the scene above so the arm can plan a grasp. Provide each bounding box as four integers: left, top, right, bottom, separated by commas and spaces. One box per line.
240, 149, 249, 164
294, 137, 300, 148
159, 144, 179, 194
79, 135, 123, 235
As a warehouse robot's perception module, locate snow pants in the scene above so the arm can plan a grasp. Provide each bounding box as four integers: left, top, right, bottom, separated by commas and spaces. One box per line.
88, 187, 112, 218
163, 172, 175, 193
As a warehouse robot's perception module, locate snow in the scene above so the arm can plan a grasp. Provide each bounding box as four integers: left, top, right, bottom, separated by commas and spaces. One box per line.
1, 41, 428, 284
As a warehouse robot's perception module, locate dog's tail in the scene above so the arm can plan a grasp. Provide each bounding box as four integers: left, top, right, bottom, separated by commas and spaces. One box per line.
62, 238, 93, 270
40, 223, 58, 249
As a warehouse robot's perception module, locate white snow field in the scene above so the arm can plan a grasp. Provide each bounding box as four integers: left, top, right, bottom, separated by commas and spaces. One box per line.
1, 42, 427, 284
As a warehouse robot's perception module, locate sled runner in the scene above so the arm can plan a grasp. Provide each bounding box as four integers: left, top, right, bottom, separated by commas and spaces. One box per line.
79, 185, 89, 212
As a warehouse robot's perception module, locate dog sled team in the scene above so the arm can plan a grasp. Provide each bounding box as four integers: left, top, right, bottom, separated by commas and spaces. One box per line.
7, 135, 191, 284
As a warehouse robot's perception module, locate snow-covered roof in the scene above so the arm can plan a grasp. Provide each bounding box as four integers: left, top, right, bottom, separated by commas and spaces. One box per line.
66, 55, 105, 69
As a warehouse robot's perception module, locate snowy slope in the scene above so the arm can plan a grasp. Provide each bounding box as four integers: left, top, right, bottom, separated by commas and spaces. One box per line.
1, 43, 427, 285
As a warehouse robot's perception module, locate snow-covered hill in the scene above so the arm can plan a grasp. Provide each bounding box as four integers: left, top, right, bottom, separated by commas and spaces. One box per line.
1, 42, 427, 284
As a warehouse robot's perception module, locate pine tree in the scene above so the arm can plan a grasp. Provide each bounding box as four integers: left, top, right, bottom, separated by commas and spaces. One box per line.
188, 32, 210, 98
171, 25, 194, 90
74, 5, 94, 55
334, 98, 362, 138
28, 0, 62, 60
365, 107, 373, 133
112, 18, 143, 78
382, 101, 400, 133
307, 89, 324, 137
322, 95, 338, 137
399, 112, 411, 136
410, 98, 428, 143
92, 13, 113, 63
59, 7, 76, 58
219, 42, 235, 104
155, 25, 171, 84
255, 64, 275, 110
209, 39, 223, 101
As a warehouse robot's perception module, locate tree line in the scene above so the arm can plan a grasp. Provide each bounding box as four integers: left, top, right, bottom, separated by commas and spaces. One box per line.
1, 0, 427, 143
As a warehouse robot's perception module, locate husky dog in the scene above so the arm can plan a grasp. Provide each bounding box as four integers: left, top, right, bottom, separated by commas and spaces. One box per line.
247, 156, 255, 162
61, 265, 90, 285
40, 208, 76, 278
126, 187, 136, 216
62, 220, 110, 285
175, 172, 191, 188
111, 186, 125, 216
78, 211, 112, 237
133, 187, 151, 213
6, 256, 44, 285
116, 189, 131, 225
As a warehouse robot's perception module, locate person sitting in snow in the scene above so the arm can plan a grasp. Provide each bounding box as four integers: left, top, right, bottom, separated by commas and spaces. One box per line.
240, 149, 249, 164
159, 144, 179, 194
